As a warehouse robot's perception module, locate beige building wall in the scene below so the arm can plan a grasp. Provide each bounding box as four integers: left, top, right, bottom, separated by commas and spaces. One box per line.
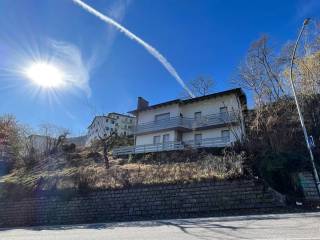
137, 104, 180, 124
180, 94, 241, 118
136, 130, 176, 145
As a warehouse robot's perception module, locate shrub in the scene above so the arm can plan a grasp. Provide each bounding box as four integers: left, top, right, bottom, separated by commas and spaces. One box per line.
258, 151, 310, 195
86, 151, 103, 163
202, 150, 245, 178
62, 143, 76, 153
73, 167, 99, 193
22, 147, 39, 170
133, 148, 224, 164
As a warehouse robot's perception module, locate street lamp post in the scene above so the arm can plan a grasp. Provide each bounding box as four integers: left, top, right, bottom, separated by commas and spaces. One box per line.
289, 18, 320, 195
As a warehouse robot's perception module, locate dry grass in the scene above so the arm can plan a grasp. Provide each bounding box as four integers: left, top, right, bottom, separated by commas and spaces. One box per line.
0, 147, 245, 198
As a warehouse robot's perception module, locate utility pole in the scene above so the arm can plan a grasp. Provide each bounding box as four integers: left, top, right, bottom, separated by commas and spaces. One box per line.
289, 18, 320, 195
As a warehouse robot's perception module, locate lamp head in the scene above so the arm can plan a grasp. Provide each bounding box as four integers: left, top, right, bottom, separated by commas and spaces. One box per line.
304, 18, 311, 25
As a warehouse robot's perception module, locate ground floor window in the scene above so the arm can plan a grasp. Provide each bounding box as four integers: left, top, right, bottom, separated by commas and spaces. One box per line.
163, 134, 170, 149
194, 133, 202, 146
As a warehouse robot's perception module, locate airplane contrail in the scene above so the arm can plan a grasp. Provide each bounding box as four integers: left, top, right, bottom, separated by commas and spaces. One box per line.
72, 0, 195, 98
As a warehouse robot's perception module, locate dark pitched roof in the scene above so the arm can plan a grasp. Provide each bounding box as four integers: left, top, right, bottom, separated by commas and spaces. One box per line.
108, 112, 135, 118
87, 112, 135, 129
129, 88, 247, 115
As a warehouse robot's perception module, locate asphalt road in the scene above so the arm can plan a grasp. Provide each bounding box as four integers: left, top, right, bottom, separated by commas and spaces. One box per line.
0, 212, 320, 240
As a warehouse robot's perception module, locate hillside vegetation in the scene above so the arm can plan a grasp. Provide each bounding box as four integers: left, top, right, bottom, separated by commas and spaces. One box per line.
0, 143, 244, 200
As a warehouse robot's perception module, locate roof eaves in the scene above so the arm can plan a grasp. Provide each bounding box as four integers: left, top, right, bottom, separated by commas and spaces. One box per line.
128, 88, 246, 114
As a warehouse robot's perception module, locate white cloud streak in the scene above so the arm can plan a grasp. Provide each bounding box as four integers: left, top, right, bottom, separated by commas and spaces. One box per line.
72, 0, 195, 98
88, 0, 131, 70
49, 40, 92, 97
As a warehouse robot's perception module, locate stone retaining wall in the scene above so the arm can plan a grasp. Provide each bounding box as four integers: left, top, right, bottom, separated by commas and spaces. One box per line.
0, 179, 285, 228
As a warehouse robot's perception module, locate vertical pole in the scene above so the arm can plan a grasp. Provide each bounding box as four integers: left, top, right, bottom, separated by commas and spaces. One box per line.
289, 18, 320, 195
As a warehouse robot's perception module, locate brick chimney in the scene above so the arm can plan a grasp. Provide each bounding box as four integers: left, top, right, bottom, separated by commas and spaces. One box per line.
137, 97, 149, 110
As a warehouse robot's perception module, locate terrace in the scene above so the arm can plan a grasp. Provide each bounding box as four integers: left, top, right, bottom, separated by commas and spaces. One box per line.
112, 136, 231, 156
134, 111, 239, 135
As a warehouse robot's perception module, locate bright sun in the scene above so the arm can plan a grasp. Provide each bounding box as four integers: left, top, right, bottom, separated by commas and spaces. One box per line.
25, 62, 65, 88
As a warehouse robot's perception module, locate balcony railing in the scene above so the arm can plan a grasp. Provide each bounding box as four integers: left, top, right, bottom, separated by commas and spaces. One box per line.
112, 136, 231, 156
134, 111, 238, 135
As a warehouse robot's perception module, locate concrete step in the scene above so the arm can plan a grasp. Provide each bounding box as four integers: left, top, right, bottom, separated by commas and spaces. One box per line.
298, 172, 320, 201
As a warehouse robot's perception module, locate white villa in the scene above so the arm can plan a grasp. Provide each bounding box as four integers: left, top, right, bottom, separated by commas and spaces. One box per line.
86, 112, 135, 145
113, 88, 247, 156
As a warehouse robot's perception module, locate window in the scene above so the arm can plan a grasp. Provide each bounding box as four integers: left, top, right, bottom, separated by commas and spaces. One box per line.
155, 113, 170, 121
124, 131, 126, 136
163, 134, 170, 149
153, 136, 161, 144
106, 119, 108, 123
194, 134, 202, 146
163, 134, 170, 143
220, 107, 228, 121
115, 123, 119, 127
111, 120, 115, 124
194, 112, 202, 121
106, 127, 109, 130
221, 130, 230, 140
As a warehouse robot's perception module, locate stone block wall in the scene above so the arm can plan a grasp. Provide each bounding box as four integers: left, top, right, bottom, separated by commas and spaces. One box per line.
0, 179, 285, 228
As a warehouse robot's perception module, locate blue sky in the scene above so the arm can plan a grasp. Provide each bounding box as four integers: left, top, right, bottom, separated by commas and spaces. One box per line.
0, 0, 319, 135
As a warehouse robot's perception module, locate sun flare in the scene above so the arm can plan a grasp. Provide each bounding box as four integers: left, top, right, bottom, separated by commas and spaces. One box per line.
25, 62, 65, 88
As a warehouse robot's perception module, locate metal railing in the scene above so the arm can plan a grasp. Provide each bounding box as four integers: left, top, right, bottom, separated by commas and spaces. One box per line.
134, 111, 238, 135
183, 136, 231, 148
112, 136, 231, 156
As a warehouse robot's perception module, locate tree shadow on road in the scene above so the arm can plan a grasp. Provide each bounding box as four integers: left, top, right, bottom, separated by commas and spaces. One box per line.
0, 211, 319, 240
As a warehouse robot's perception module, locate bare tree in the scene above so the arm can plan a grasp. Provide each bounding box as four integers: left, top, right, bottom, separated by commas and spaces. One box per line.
180, 76, 214, 99
0, 116, 20, 164
98, 131, 118, 169
0, 115, 31, 169
37, 124, 70, 156
52, 130, 70, 153
233, 35, 287, 105
220, 99, 246, 143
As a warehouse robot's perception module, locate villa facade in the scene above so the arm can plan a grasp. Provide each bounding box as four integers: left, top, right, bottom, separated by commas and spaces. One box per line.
113, 88, 247, 155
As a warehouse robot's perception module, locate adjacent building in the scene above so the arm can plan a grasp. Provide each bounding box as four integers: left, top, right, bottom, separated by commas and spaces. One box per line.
27, 134, 87, 153
113, 88, 247, 155
28, 134, 56, 154
86, 112, 135, 145
66, 135, 87, 147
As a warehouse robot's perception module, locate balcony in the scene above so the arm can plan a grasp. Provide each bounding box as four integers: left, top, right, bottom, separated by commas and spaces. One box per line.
112, 136, 231, 156
134, 111, 239, 135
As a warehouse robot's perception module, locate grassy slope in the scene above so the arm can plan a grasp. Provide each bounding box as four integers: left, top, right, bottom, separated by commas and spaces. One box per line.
0, 147, 241, 199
